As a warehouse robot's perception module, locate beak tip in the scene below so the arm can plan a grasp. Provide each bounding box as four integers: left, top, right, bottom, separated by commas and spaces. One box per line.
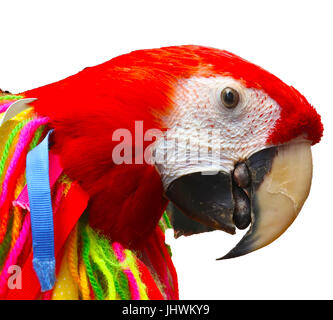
216, 254, 232, 261
216, 237, 254, 260
216, 251, 242, 261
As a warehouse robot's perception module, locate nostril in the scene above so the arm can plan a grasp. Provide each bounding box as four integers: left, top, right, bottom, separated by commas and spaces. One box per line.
232, 186, 251, 229
233, 162, 250, 189
232, 162, 251, 229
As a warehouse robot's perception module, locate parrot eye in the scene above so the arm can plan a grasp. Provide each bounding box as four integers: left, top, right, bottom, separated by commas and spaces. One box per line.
221, 87, 240, 109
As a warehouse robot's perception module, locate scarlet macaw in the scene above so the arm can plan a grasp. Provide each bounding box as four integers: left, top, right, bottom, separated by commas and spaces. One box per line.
0, 45, 323, 299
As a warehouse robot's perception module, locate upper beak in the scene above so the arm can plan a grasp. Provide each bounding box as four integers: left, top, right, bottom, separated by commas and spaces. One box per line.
165, 141, 313, 259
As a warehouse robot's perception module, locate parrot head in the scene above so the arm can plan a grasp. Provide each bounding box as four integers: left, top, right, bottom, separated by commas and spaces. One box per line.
23, 45, 323, 259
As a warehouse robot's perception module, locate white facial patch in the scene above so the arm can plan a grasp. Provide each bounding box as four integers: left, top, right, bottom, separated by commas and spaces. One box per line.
153, 76, 281, 189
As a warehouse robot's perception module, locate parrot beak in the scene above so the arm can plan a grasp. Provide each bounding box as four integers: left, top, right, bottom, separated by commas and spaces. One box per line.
165, 141, 313, 259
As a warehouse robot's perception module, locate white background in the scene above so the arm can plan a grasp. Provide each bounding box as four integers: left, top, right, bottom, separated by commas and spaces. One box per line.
1, 0, 332, 299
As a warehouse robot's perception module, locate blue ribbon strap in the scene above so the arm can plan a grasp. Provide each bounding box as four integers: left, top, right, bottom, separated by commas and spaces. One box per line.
26, 130, 55, 292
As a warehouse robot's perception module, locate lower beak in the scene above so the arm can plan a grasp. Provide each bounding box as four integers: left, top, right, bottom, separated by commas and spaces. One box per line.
165, 141, 313, 259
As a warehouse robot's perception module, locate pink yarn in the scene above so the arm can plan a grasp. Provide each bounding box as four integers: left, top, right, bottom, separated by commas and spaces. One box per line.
0, 117, 49, 207
123, 269, 140, 300
0, 213, 31, 297
112, 242, 126, 262
112, 242, 141, 300
0, 102, 12, 113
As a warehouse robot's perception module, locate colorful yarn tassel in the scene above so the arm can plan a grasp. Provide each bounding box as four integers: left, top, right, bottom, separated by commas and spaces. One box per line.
49, 215, 174, 300
0, 95, 178, 300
